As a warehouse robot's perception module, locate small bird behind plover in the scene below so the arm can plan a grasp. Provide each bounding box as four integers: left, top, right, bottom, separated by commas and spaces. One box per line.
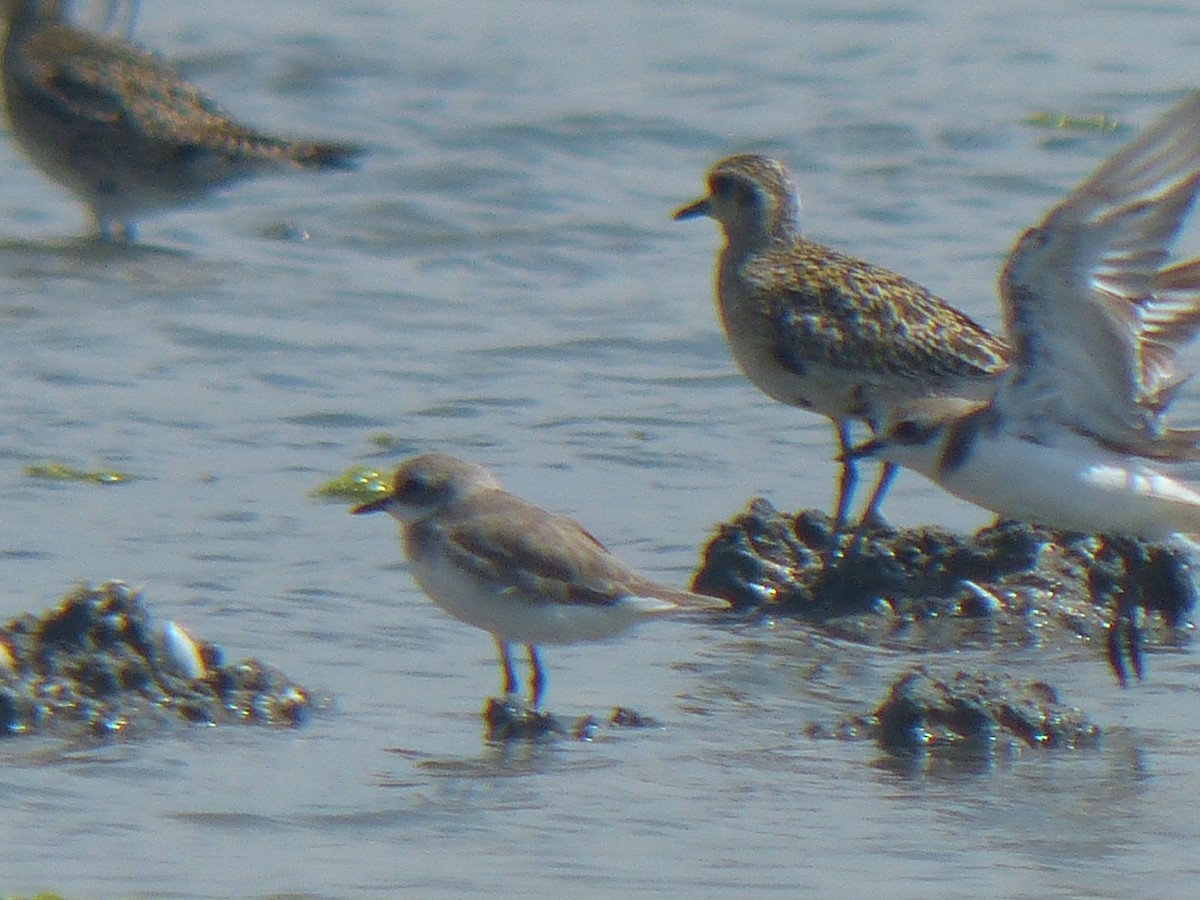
352, 453, 728, 709
673, 153, 1008, 545
847, 91, 1200, 679
1, 0, 361, 240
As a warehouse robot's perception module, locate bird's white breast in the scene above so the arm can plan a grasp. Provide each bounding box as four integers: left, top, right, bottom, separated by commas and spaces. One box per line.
886, 428, 1200, 539
405, 539, 675, 645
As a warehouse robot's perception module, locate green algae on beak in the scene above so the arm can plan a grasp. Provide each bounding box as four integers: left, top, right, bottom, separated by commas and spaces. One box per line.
311, 466, 390, 504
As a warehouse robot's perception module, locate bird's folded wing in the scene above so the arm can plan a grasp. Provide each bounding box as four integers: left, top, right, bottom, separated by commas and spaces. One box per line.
23, 27, 233, 142
742, 244, 1007, 386
443, 506, 636, 608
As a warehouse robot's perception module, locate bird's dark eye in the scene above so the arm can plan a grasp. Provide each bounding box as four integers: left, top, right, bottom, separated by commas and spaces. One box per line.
396, 474, 438, 502
714, 176, 759, 210
710, 174, 734, 197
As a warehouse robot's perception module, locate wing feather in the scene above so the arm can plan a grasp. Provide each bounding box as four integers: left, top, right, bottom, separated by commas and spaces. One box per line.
20, 27, 232, 139
741, 239, 1008, 390
436, 497, 643, 608
427, 493, 727, 611
997, 91, 1200, 450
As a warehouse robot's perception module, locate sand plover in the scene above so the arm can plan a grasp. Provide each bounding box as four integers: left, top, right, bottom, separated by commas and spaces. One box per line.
352, 453, 728, 709
847, 91, 1200, 678
673, 153, 1008, 545
1, 0, 361, 240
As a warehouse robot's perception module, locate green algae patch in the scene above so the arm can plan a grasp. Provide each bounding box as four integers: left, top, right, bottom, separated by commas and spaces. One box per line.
312, 466, 389, 503
1022, 111, 1124, 132
24, 462, 133, 484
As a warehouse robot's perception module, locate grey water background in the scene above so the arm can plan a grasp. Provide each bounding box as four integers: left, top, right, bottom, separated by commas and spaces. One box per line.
3, 0, 1200, 896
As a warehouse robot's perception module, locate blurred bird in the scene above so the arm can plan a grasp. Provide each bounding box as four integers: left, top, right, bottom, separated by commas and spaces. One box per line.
1, 0, 361, 240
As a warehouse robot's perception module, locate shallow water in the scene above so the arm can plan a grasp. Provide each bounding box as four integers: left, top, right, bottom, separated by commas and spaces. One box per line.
3, 0, 1200, 897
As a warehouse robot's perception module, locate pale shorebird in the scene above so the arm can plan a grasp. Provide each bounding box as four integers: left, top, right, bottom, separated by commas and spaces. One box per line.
847, 91, 1200, 679
352, 454, 728, 709
1, 0, 361, 240
673, 154, 1008, 547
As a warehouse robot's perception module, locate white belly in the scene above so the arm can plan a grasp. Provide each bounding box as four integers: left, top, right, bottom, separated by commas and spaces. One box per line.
406, 550, 674, 646
890, 431, 1200, 539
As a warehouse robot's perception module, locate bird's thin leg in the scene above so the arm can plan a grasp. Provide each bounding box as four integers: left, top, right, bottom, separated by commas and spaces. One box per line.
101, 0, 120, 32
92, 212, 114, 243
527, 645, 546, 710
92, 212, 134, 244
837, 460, 898, 567
859, 461, 897, 528
829, 420, 858, 551
1105, 538, 1146, 686
126, 0, 142, 38
101, 0, 141, 38
496, 639, 517, 696
1106, 599, 1145, 686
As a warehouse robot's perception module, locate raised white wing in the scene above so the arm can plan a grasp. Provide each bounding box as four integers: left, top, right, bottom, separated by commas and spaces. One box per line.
996, 91, 1200, 454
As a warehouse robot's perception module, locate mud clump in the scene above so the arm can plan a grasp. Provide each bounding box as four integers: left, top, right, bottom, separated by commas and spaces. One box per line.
482, 697, 660, 743
0, 582, 317, 738
872, 666, 1101, 759
692, 499, 1196, 677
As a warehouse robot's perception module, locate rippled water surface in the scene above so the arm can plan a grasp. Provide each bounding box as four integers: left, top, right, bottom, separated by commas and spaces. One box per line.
4, 0, 1200, 897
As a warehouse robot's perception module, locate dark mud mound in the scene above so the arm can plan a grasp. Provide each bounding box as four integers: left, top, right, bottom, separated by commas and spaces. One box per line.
0, 582, 317, 738
482, 697, 660, 742
693, 499, 1195, 678
872, 666, 1101, 761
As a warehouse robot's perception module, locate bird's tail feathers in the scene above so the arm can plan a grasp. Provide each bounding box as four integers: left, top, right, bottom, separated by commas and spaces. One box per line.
633, 582, 731, 613
285, 140, 364, 171
210, 132, 364, 171
1099, 425, 1200, 461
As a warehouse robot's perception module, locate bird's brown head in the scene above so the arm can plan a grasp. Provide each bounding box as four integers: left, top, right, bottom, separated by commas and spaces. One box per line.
351, 453, 501, 522
672, 153, 800, 245
843, 397, 990, 481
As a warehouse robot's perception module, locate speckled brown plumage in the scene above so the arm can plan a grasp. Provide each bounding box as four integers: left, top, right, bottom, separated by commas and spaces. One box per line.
747, 237, 1008, 391
1, 0, 361, 240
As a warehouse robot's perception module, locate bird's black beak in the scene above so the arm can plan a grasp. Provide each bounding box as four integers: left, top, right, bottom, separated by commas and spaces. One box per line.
838, 437, 883, 463
672, 196, 711, 220
351, 494, 393, 515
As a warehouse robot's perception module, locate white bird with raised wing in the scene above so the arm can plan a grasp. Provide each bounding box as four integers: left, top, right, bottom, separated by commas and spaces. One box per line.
851, 91, 1200, 541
